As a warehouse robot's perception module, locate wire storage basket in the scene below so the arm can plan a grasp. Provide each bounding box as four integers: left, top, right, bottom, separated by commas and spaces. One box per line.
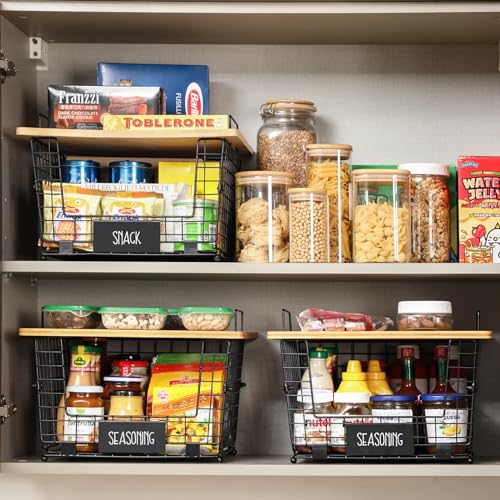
34, 334, 246, 461
31, 136, 240, 261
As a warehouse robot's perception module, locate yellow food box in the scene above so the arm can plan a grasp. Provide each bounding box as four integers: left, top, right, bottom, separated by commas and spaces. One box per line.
158, 160, 220, 200
103, 114, 230, 131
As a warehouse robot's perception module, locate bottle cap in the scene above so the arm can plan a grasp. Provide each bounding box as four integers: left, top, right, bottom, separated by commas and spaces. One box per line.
400, 347, 415, 358
341, 360, 367, 381
434, 345, 448, 358
334, 392, 370, 404
366, 360, 387, 380
67, 385, 103, 394
309, 350, 328, 359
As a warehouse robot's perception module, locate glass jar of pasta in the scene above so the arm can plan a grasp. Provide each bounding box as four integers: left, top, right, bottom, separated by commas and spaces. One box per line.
289, 188, 329, 263
236, 171, 294, 263
257, 99, 318, 187
306, 144, 352, 262
352, 169, 411, 263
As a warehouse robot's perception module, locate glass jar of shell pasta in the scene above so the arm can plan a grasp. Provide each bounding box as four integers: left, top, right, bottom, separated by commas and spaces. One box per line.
306, 144, 352, 262
352, 169, 411, 263
235, 171, 294, 263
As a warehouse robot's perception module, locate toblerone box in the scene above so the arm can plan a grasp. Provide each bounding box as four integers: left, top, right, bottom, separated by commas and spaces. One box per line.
103, 114, 230, 131
458, 156, 500, 263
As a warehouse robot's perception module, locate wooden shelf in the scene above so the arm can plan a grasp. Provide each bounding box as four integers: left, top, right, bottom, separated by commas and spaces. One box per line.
15, 127, 253, 156
3, 2, 500, 44
267, 331, 493, 340
18, 328, 257, 340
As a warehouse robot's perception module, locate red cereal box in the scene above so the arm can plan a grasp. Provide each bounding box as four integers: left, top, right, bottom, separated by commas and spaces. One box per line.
458, 156, 500, 263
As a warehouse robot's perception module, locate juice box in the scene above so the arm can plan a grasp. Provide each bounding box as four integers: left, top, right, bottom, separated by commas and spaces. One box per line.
457, 156, 500, 263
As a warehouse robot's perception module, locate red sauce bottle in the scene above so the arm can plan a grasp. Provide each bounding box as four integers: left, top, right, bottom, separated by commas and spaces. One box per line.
397, 346, 422, 396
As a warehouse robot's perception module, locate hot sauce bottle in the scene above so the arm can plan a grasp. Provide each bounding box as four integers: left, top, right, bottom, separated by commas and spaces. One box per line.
397, 347, 422, 397
431, 345, 455, 394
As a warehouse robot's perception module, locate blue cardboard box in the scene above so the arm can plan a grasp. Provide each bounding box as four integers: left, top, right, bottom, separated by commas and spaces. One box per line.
97, 62, 209, 115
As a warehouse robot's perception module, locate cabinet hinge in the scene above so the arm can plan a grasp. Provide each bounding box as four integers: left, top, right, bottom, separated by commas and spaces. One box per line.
0, 394, 16, 424
0, 51, 16, 84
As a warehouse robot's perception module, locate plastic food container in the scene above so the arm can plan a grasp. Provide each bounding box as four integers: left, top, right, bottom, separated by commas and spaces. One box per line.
99, 307, 168, 330
61, 160, 100, 184
165, 309, 186, 330
109, 161, 152, 183
178, 307, 234, 331
397, 301, 453, 330
43, 305, 101, 329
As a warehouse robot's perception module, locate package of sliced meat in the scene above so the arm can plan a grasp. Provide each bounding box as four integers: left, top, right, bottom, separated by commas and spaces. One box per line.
296, 308, 394, 332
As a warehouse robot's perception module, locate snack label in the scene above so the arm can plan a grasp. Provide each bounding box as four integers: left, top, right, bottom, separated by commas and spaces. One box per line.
294, 413, 332, 446
103, 114, 229, 131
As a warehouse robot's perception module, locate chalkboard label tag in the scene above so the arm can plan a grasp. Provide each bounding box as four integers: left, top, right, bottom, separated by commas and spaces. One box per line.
98, 421, 166, 454
346, 423, 414, 456
94, 221, 160, 253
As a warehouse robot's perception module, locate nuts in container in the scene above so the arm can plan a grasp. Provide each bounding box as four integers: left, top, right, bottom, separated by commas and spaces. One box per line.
99, 307, 168, 330
43, 305, 101, 329
397, 301, 453, 330
178, 307, 234, 331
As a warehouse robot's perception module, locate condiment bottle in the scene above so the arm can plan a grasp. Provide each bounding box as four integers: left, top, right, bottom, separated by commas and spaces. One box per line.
367, 360, 393, 395
429, 344, 467, 394
108, 390, 144, 421
336, 360, 371, 394
397, 347, 422, 396
301, 349, 334, 396
431, 346, 456, 394
316, 346, 338, 387
389, 344, 428, 394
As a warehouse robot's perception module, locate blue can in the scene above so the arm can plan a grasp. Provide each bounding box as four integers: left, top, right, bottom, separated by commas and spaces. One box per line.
109, 161, 152, 184
61, 160, 100, 183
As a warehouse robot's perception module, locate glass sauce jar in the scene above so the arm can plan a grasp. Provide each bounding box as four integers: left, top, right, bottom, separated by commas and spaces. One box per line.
108, 390, 145, 421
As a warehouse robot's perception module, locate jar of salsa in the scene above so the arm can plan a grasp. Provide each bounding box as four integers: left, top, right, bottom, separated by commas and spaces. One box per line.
421, 394, 468, 454
111, 359, 149, 391
370, 394, 418, 423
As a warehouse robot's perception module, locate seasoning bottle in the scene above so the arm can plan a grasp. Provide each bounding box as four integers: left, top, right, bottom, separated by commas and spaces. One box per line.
429, 345, 468, 394
108, 390, 144, 421
336, 360, 371, 394
316, 346, 338, 388
397, 347, 422, 396
431, 346, 456, 394
389, 345, 428, 394
301, 350, 334, 396
367, 360, 393, 395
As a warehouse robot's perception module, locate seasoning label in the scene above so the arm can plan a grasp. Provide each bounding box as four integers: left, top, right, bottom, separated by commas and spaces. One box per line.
330, 415, 373, 446
293, 413, 332, 446
99, 421, 166, 454
424, 408, 468, 444
64, 407, 104, 443
372, 409, 413, 424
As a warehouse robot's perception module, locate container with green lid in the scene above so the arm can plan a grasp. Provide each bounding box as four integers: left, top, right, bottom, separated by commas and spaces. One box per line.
178, 307, 234, 331
99, 307, 168, 330
165, 308, 186, 330
43, 305, 101, 329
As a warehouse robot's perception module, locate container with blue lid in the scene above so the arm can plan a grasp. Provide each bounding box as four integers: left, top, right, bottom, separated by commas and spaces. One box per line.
61, 160, 100, 184
371, 394, 418, 402
420, 393, 466, 402
109, 160, 153, 184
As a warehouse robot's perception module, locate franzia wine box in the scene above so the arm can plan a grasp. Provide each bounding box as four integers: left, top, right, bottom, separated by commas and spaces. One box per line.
97, 62, 209, 115
458, 155, 500, 263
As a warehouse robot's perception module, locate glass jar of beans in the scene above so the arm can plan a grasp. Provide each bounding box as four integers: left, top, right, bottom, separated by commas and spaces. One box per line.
289, 188, 329, 263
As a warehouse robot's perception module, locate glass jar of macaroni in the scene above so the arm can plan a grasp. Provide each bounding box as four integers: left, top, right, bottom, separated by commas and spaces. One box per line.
289, 188, 329, 263
306, 144, 352, 262
236, 171, 294, 263
352, 169, 411, 263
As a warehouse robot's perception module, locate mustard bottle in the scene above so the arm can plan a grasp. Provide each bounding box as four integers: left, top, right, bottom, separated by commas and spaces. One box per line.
336, 359, 371, 394
367, 360, 393, 395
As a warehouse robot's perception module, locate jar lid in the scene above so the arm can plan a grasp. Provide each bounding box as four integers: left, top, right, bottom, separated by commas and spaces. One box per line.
103, 376, 143, 383
396, 345, 421, 360
371, 395, 418, 402
398, 163, 449, 177
334, 392, 370, 404
398, 301, 452, 314
352, 168, 410, 178
236, 171, 295, 184
288, 188, 327, 195
110, 390, 143, 397
67, 385, 103, 394
309, 350, 328, 359
71, 344, 97, 354
307, 143, 352, 151
98, 307, 168, 314
113, 360, 149, 368
421, 394, 466, 402
296, 389, 333, 404
316, 346, 338, 355
167, 309, 180, 315
178, 306, 233, 315
43, 305, 99, 313
109, 161, 152, 168
62, 160, 100, 168
260, 99, 316, 115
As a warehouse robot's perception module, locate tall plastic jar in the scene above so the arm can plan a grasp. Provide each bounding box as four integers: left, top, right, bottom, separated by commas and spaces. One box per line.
306, 144, 352, 262
289, 188, 329, 263
398, 163, 450, 263
257, 99, 318, 187
352, 169, 411, 263
236, 171, 294, 263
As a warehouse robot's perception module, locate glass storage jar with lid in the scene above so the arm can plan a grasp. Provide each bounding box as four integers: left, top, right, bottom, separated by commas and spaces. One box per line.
352, 169, 411, 263
257, 99, 318, 187
236, 171, 294, 263
307, 144, 352, 262
398, 163, 450, 263
289, 188, 329, 263
397, 300, 453, 330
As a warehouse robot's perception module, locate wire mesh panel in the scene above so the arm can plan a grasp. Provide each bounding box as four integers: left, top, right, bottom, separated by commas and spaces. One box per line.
34, 337, 246, 461
280, 338, 478, 463
31, 137, 240, 260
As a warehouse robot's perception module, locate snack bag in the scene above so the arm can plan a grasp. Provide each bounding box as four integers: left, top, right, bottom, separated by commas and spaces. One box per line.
147, 354, 226, 455
101, 191, 158, 221
42, 181, 101, 251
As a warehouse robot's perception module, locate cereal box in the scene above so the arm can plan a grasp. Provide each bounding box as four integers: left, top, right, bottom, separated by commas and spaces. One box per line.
458, 156, 500, 263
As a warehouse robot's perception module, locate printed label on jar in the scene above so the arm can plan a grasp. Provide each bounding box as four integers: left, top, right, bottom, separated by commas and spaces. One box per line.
330, 415, 373, 446
424, 408, 468, 444
64, 407, 104, 443
294, 413, 332, 445
372, 409, 413, 424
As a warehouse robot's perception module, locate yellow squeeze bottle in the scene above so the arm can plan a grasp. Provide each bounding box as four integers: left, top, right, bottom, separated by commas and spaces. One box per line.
367, 360, 393, 395
336, 360, 371, 394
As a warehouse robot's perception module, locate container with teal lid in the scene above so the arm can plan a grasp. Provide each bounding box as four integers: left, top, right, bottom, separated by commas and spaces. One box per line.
99, 307, 168, 330
43, 305, 101, 329
178, 306, 234, 331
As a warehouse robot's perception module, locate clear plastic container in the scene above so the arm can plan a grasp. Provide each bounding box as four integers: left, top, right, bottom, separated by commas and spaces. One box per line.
352, 169, 411, 263
399, 163, 450, 263
397, 301, 453, 330
257, 99, 317, 187
307, 144, 352, 262
43, 305, 101, 329
99, 307, 168, 330
178, 307, 234, 331
236, 171, 294, 263
289, 188, 329, 263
